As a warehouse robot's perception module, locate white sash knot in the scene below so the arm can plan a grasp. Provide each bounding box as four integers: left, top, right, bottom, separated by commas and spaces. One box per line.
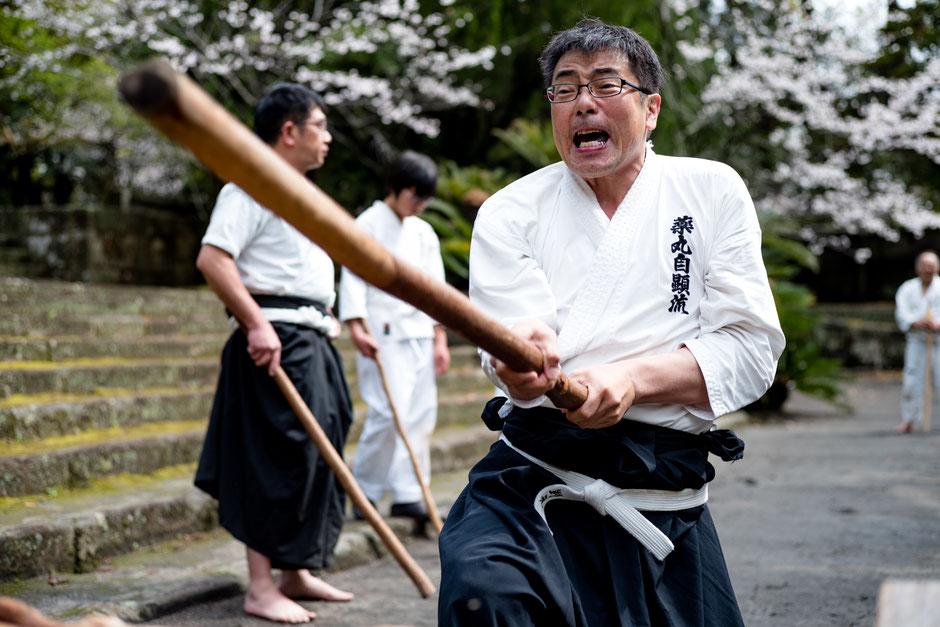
500, 434, 708, 562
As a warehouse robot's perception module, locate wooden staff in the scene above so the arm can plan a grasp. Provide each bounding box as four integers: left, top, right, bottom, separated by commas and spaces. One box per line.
925, 328, 933, 434
234, 324, 435, 598
117, 59, 587, 412
362, 321, 444, 535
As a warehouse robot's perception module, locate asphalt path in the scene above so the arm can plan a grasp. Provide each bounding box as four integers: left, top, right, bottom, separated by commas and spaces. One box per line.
145, 374, 940, 626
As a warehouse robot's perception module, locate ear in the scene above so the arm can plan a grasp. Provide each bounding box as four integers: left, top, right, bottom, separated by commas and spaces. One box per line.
279, 120, 299, 148
645, 93, 661, 132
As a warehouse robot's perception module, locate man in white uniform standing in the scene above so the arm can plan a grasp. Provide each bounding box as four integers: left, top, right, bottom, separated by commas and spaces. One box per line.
340, 151, 450, 519
194, 83, 354, 624
894, 250, 940, 433
439, 20, 785, 626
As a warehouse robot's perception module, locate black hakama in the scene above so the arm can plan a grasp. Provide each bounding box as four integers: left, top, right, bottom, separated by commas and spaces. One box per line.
195, 317, 352, 571
439, 399, 746, 626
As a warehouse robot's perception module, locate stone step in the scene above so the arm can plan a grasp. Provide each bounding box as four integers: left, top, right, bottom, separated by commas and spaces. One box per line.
0, 333, 229, 362
0, 424, 492, 582
0, 421, 207, 497
0, 386, 216, 442
0, 311, 230, 338
0, 468, 219, 581
0, 353, 490, 407
0, 395, 495, 498
0, 376, 494, 443
0, 358, 492, 424
0, 481, 440, 624
0, 357, 220, 399
0, 277, 221, 315
0, 333, 479, 369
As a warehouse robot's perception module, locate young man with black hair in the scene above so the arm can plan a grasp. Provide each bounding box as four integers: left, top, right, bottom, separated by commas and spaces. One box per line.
194, 83, 354, 624
339, 150, 450, 520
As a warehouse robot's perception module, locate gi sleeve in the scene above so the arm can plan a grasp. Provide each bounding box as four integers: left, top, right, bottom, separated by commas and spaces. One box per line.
681, 171, 786, 419
469, 197, 558, 406
894, 281, 919, 333
338, 266, 369, 322
338, 216, 375, 323
201, 184, 264, 259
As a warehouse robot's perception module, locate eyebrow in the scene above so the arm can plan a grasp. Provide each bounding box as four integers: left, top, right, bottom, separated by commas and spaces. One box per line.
553, 66, 622, 81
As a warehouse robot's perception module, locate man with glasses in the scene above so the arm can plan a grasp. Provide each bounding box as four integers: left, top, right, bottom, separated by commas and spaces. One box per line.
438, 19, 784, 626
339, 150, 450, 521
194, 83, 354, 623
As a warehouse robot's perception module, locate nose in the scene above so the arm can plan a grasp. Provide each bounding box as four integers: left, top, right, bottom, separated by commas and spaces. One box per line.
574, 86, 597, 115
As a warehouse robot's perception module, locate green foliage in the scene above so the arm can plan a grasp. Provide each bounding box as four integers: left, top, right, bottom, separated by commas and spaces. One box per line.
490, 119, 559, 169
418, 159, 514, 288
420, 198, 472, 282
750, 213, 850, 412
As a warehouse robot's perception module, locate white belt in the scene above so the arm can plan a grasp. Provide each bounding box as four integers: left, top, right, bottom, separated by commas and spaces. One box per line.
228, 305, 338, 337
499, 434, 708, 561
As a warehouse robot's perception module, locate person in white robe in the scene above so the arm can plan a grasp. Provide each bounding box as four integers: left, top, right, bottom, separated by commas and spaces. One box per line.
339, 151, 450, 518
438, 19, 784, 627
894, 250, 940, 433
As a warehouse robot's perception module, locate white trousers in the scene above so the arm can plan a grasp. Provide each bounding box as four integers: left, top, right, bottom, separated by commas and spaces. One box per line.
901, 333, 940, 427
353, 337, 437, 504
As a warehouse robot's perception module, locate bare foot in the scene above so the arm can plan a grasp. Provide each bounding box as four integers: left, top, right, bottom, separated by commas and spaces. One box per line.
244, 587, 316, 624
894, 421, 913, 434
280, 569, 355, 602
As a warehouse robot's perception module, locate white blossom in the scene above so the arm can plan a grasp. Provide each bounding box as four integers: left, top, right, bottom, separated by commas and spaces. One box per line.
3, 0, 495, 199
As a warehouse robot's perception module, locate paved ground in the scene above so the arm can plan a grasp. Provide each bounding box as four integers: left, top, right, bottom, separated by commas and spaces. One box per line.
139, 373, 939, 626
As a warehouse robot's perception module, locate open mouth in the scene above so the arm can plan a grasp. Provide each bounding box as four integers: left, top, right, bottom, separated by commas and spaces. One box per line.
574, 129, 609, 149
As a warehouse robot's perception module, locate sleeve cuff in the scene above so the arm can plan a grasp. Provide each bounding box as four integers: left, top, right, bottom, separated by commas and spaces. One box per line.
681, 339, 727, 418
479, 348, 549, 409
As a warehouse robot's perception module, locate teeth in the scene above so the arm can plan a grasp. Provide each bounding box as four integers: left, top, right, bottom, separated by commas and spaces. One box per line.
579, 140, 604, 148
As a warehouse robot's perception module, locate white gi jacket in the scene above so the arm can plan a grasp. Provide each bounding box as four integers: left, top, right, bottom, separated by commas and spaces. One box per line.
469, 149, 785, 434
338, 200, 445, 503
895, 276, 940, 333
338, 200, 444, 339
202, 183, 336, 334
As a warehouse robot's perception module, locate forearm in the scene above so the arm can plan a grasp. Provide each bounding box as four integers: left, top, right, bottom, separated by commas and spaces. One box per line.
623, 347, 708, 406
433, 325, 448, 348
196, 245, 266, 331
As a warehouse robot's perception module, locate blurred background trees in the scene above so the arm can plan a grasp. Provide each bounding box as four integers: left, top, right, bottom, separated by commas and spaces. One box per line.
1, 0, 937, 407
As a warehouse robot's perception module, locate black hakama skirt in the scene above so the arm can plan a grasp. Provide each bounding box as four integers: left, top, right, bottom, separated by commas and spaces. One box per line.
438, 399, 746, 627
195, 321, 352, 571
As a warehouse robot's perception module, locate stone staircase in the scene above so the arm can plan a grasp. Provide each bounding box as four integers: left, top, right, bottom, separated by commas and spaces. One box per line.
0, 277, 497, 584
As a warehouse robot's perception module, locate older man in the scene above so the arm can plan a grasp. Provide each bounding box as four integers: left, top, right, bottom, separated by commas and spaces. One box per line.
194, 83, 354, 624
895, 250, 940, 434
438, 19, 784, 626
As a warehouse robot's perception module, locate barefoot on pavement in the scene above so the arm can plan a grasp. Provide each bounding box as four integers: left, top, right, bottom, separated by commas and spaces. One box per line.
894, 421, 914, 434
244, 588, 316, 624
280, 569, 355, 601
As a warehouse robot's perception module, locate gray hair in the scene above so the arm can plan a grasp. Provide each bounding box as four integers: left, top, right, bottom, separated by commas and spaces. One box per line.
538, 18, 665, 94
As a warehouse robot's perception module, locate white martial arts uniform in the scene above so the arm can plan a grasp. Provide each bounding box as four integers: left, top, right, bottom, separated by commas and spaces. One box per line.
339, 200, 445, 504
202, 182, 337, 334
470, 148, 785, 434
895, 275, 940, 427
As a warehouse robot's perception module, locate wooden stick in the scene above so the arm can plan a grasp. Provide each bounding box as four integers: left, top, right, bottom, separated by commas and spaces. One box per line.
117, 59, 587, 411
924, 330, 932, 434
270, 363, 436, 597
362, 321, 445, 535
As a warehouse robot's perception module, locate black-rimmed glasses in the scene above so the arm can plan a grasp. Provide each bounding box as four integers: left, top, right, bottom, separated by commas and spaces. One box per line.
544, 77, 650, 104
